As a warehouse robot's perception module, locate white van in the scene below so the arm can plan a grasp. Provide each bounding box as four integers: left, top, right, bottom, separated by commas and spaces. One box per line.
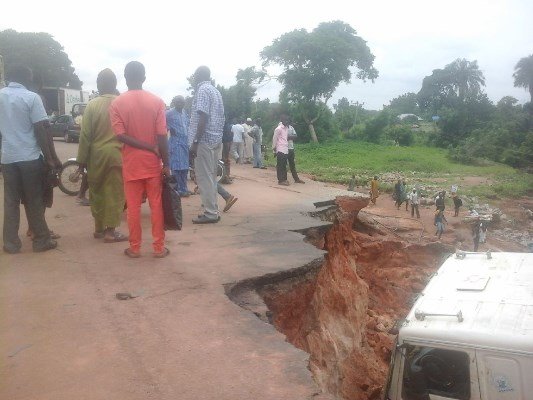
385, 251, 533, 400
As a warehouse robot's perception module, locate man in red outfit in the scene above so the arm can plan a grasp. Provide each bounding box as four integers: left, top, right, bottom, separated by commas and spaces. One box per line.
109, 61, 170, 258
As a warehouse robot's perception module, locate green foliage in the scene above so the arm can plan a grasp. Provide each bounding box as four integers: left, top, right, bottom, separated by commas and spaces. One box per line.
417, 58, 485, 114
387, 92, 419, 115
288, 102, 340, 142
448, 122, 533, 169
285, 140, 531, 198
384, 124, 414, 146
363, 110, 390, 143
513, 54, 533, 103
261, 21, 378, 142
217, 66, 265, 122
345, 124, 365, 140
0, 29, 82, 89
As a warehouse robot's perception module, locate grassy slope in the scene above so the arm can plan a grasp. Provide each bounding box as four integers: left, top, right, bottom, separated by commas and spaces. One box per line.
267, 141, 532, 198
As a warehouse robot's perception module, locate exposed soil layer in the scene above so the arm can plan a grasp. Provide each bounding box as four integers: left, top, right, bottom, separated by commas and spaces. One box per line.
226, 195, 453, 400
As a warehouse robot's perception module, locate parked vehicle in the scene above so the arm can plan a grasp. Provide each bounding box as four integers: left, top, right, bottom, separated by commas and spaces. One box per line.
384, 251, 533, 400
49, 114, 80, 142
41, 87, 89, 116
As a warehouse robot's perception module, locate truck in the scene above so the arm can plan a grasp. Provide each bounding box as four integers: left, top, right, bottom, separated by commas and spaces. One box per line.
41, 87, 90, 116
384, 251, 533, 400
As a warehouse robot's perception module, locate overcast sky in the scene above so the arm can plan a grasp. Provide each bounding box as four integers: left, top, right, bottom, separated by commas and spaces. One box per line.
2, 0, 532, 110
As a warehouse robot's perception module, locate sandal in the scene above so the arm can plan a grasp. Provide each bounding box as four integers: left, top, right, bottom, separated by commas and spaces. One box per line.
104, 231, 128, 243
153, 247, 170, 258
94, 231, 105, 239
27, 229, 61, 240
124, 248, 141, 258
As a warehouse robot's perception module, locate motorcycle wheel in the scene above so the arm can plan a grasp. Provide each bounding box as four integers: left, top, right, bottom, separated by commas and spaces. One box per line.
58, 160, 83, 196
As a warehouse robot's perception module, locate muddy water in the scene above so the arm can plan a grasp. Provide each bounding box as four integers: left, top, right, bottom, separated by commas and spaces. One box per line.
227, 196, 452, 400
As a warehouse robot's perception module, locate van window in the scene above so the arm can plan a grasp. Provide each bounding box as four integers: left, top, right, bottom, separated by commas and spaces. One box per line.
402, 346, 470, 400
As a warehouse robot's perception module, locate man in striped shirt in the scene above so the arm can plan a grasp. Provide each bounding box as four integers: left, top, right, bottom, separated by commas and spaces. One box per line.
188, 66, 225, 224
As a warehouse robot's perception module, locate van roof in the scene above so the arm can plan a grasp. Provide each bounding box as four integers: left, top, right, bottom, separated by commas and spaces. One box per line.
400, 252, 533, 354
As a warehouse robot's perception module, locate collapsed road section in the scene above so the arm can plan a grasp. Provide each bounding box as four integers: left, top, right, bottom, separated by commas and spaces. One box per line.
226, 195, 453, 400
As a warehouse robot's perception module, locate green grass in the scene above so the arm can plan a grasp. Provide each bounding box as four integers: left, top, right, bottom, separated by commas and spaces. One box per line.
266, 141, 532, 199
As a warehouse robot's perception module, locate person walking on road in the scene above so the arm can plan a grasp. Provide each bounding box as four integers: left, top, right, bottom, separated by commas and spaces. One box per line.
219, 120, 234, 184
435, 191, 446, 211
250, 118, 266, 169
166, 95, 191, 197
370, 176, 379, 204
287, 120, 304, 183
434, 209, 447, 239
408, 188, 420, 218
230, 119, 244, 164
452, 192, 462, 217
110, 61, 170, 258
0, 65, 61, 253
272, 114, 290, 186
77, 68, 127, 243
243, 117, 253, 164
188, 66, 225, 224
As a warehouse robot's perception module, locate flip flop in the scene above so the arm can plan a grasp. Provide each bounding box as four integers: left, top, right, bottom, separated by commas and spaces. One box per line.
104, 231, 128, 243
223, 197, 238, 212
153, 247, 170, 258
124, 248, 141, 258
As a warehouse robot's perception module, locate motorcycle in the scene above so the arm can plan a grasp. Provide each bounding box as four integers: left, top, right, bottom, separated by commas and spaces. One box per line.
58, 158, 86, 196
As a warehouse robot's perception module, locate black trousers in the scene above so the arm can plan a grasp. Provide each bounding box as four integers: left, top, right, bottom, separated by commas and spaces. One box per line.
276, 152, 288, 183
2, 158, 51, 252
287, 149, 300, 181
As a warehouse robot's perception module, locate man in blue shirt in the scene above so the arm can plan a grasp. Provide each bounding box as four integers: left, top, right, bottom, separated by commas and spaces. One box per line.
0, 65, 61, 253
188, 66, 225, 224
166, 95, 190, 196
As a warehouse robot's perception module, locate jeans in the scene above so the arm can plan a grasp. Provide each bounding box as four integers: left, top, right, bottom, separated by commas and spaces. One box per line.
252, 142, 263, 167
276, 152, 288, 183
287, 149, 300, 181
196, 142, 220, 219
231, 142, 244, 164
2, 158, 51, 252
217, 183, 231, 201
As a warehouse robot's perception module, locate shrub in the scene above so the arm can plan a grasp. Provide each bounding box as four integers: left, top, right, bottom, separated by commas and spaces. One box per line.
384, 125, 414, 146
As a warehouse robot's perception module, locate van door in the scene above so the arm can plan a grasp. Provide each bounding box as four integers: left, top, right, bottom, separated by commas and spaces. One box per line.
476, 351, 525, 400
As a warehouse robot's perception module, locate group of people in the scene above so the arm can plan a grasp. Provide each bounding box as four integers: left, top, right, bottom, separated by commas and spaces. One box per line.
1, 61, 309, 258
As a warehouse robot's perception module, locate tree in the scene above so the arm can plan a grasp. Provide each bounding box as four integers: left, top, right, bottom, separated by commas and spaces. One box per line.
217, 67, 265, 121
448, 59, 485, 102
0, 29, 82, 89
417, 58, 486, 114
333, 97, 366, 132
261, 21, 378, 142
387, 92, 419, 115
513, 54, 533, 105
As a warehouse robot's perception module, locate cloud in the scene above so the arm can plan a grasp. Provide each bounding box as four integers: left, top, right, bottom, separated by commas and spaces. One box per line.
2, 0, 532, 108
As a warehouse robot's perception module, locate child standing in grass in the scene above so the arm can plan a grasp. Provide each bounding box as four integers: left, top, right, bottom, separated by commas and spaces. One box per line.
434, 210, 447, 239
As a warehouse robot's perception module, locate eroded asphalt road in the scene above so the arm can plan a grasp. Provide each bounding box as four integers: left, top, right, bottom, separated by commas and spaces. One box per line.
1, 140, 348, 400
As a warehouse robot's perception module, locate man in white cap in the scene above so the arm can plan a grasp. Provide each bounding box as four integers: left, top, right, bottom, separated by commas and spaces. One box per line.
243, 117, 254, 164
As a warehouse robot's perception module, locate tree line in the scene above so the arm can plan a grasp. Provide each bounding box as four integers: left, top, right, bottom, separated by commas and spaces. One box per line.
1, 24, 531, 169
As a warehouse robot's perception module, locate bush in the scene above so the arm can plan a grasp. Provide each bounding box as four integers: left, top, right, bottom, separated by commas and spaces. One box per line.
384, 125, 414, 146
364, 110, 390, 143
345, 124, 365, 140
